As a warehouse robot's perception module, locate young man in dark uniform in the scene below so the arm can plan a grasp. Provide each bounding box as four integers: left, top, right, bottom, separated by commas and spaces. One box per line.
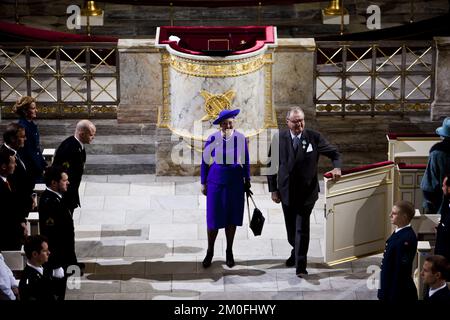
378, 200, 418, 301
38, 166, 78, 300
421, 255, 450, 301
19, 235, 56, 301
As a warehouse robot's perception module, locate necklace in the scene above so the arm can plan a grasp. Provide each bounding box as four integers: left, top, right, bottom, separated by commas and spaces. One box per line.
222, 130, 234, 141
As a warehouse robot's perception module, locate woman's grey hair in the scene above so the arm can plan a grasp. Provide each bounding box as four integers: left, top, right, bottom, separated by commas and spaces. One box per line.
286, 107, 305, 119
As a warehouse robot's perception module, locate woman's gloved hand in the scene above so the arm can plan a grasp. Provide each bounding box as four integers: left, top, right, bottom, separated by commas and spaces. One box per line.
244, 179, 252, 195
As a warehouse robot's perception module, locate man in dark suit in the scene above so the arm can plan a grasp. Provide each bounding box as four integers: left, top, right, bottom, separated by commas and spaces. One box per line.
421, 255, 450, 301
267, 107, 341, 276
0, 149, 24, 251
378, 201, 418, 301
53, 120, 96, 215
1, 123, 35, 230
19, 235, 56, 301
435, 175, 450, 260
39, 165, 78, 300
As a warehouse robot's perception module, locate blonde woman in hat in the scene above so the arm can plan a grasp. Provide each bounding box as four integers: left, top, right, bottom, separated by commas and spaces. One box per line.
421, 117, 450, 214
200, 109, 250, 268
13, 96, 47, 183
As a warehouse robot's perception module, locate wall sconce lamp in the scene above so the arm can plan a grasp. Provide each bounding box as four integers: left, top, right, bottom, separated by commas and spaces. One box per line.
322, 0, 349, 35
80, 1, 104, 36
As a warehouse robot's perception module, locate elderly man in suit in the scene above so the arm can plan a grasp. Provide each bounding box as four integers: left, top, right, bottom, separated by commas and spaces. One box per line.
267, 107, 341, 276
421, 255, 450, 301
53, 119, 96, 215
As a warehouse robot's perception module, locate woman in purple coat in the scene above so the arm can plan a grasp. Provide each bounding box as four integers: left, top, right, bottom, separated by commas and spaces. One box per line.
201, 109, 250, 268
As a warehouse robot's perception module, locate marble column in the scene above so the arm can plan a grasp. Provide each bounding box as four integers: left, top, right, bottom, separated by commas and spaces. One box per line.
431, 37, 450, 121
117, 39, 162, 123
272, 38, 316, 123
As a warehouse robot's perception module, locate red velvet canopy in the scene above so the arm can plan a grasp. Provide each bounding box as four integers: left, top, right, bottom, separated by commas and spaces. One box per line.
0, 21, 118, 43
103, 0, 319, 7
156, 26, 275, 56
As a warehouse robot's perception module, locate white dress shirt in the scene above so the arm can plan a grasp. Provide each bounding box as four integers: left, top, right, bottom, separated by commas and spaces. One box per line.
0, 254, 18, 300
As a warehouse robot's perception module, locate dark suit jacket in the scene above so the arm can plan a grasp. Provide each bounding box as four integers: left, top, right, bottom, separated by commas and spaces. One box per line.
18, 118, 47, 182
267, 128, 341, 207
18, 265, 56, 301
435, 196, 450, 260
0, 144, 35, 220
38, 189, 77, 269
0, 178, 24, 250
424, 285, 450, 301
53, 136, 86, 211
378, 226, 418, 301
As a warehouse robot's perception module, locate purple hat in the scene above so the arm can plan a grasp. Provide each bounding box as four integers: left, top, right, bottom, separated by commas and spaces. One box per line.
213, 109, 240, 125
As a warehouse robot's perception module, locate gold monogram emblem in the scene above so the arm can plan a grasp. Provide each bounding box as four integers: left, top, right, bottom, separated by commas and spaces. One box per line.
200, 89, 236, 121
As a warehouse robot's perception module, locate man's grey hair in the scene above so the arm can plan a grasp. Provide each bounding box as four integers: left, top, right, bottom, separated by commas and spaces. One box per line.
286, 107, 305, 119
75, 119, 95, 134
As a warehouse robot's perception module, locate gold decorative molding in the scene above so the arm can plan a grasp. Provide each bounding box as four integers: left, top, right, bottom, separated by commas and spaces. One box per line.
375, 103, 400, 112
157, 50, 277, 132
264, 53, 277, 128
63, 106, 88, 114
91, 105, 117, 113
169, 54, 267, 78
346, 104, 370, 112
38, 106, 59, 114
405, 103, 429, 112
158, 53, 171, 128
316, 104, 341, 112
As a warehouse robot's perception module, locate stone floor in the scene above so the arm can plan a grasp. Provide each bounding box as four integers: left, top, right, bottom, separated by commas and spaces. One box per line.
66, 174, 383, 300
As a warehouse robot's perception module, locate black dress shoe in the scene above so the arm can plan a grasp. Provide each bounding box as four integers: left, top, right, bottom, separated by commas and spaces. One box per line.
285, 256, 295, 267
226, 250, 235, 268
202, 251, 213, 268
296, 269, 308, 277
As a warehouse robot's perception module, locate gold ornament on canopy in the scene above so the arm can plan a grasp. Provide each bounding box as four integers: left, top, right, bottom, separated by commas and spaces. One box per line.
81, 1, 102, 16
80, 1, 103, 36
323, 0, 348, 15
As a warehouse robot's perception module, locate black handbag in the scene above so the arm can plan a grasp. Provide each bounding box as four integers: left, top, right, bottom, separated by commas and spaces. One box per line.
246, 190, 265, 236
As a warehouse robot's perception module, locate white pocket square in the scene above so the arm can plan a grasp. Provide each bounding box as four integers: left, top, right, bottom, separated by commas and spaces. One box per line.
306, 144, 313, 152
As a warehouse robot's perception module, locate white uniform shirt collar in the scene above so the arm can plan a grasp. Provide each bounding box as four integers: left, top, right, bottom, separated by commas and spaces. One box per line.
26, 262, 44, 276
74, 136, 84, 149
46, 186, 62, 199
3, 143, 17, 155
429, 282, 448, 297
395, 224, 411, 233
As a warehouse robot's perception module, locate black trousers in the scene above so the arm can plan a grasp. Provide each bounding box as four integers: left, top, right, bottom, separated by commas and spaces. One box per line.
282, 202, 315, 272
435, 222, 450, 261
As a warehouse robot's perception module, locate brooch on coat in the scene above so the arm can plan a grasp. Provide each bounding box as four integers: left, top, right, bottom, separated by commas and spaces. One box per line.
302, 140, 307, 149
46, 217, 55, 226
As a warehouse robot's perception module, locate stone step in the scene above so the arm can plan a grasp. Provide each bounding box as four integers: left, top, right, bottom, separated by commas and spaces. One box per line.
0, 120, 156, 136
84, 154, 155, 174
0, 119, 157, 175
41, 135, 155, 155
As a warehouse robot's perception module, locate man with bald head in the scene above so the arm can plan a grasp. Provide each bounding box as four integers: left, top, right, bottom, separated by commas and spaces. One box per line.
53, 120, 96, 215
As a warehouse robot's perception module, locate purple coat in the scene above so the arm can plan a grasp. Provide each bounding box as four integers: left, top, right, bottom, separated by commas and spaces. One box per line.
201, 130, 250, 229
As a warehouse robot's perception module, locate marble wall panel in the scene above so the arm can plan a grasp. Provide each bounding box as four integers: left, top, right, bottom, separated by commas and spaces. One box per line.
169, 67, 265, 135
